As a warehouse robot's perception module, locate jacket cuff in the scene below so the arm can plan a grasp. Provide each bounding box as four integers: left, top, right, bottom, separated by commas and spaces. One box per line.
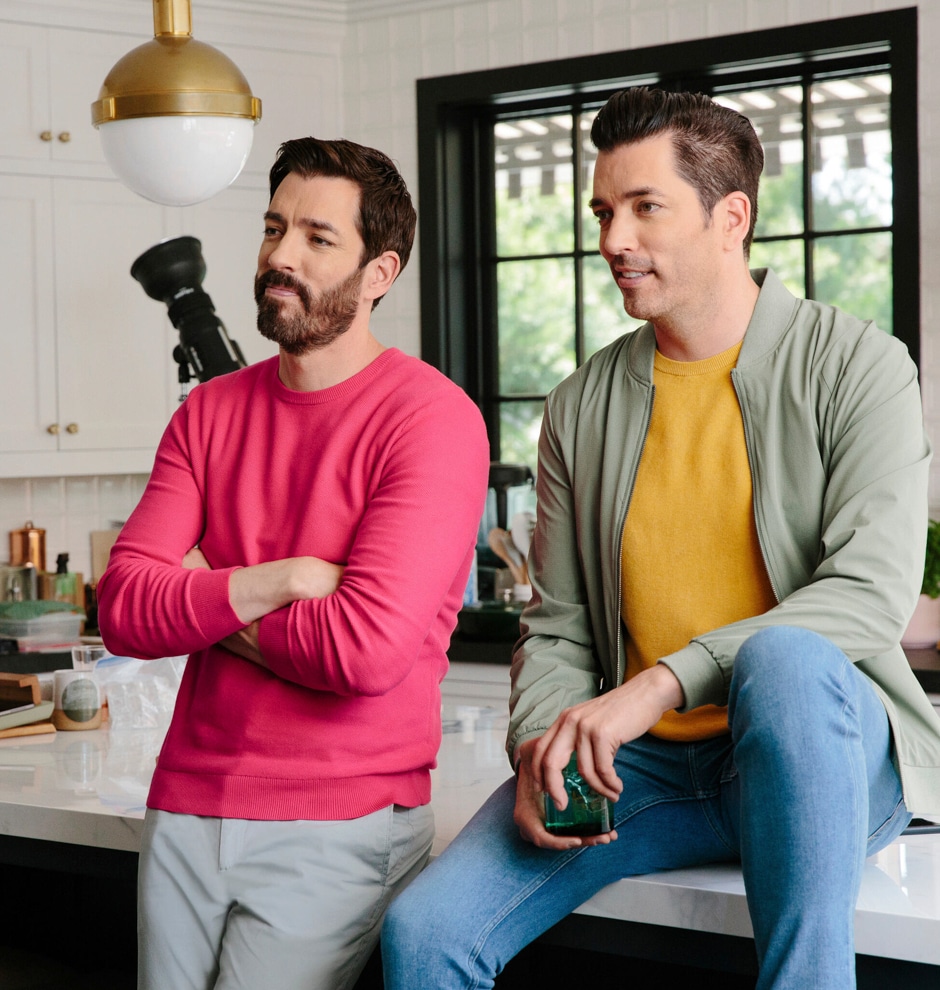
507, 729, 545, 772
658, 641, 727, 711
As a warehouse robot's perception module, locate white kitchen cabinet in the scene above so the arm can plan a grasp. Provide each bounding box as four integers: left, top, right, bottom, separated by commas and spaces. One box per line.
0, 175, 58, 454
54, 178, 179, 448
0, 20, 339, 175
0, 9, 343, 480
0, 23, 50, 163
0, 174, 179, 477
0, 22, 137, 169
0, 23, 336, 176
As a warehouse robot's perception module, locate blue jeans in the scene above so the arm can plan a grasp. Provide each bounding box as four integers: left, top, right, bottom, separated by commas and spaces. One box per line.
382, 627, 912, 989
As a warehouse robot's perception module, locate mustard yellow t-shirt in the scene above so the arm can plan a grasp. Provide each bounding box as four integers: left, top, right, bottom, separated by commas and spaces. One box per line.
621, 341, 776, 741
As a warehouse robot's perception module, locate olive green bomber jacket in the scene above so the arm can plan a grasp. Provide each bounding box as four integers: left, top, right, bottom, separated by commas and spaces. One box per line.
508, 268, 940, 815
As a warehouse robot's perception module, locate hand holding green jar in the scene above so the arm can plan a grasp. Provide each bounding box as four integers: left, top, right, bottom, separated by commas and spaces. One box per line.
543, 752, 615, 836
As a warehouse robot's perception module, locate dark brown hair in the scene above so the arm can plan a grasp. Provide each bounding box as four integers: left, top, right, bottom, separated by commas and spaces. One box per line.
591, 87, 764, 256
268, 137, 416, 306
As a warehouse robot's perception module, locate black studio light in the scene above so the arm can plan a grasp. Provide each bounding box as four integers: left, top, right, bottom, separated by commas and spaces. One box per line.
131, 235, 246, 390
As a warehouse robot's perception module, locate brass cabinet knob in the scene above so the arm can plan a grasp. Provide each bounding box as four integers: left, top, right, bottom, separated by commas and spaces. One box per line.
65, 423, 79, 434
58, 132, 71, 143
40, 131, 53, 142
46, 423, 60, 435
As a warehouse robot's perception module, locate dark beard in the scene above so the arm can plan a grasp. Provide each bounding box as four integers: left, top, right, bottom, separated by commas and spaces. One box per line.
254, 267, 363, 355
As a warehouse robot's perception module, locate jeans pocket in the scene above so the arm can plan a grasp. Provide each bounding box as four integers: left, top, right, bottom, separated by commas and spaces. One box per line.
719, 762, 738, 785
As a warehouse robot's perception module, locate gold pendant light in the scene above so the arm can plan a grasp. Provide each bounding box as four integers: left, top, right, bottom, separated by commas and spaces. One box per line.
91, 0, 262, 206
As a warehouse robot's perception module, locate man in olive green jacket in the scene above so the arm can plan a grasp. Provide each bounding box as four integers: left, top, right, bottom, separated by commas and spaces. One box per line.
383, 86, 940, 990
509, 264, 940, 814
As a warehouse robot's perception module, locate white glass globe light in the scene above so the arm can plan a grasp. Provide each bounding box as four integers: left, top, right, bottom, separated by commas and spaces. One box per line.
99, 116, 255, 207
91, 1, 261, 208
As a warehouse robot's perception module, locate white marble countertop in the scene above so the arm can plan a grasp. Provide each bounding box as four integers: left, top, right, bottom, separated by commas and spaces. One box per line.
0, 661, 938, 968
0, 722, 158, 853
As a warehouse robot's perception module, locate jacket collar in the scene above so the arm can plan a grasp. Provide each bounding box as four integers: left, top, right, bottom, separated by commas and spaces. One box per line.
624, 267, 798, 382
737, 268, 801, 367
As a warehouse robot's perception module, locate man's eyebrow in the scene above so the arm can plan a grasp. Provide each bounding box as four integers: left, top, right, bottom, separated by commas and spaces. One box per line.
263, 210, 341, 236
588, 185, 665, 210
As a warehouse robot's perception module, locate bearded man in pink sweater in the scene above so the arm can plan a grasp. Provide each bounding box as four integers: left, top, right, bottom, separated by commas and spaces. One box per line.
97, 137, 489, 990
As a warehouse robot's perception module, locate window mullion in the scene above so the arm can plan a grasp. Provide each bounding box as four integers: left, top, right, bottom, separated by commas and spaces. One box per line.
801, 78, 816, 300
573, 107, 587, 367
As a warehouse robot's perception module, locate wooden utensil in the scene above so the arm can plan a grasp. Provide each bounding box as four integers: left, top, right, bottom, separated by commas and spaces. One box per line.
510, 511, 535, 559
488, 527, 527, 585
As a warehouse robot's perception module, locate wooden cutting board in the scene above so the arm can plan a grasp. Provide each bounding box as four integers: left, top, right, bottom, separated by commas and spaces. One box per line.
0, 719, 55, 739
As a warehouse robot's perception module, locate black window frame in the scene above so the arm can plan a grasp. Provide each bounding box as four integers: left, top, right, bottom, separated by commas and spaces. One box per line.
416, 9, 919, 458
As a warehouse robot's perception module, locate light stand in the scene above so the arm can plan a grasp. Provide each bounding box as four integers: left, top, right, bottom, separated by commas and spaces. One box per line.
131, 235, 246, 398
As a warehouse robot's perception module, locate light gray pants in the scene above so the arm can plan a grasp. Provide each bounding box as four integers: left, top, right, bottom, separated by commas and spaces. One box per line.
137, 804, 435, 990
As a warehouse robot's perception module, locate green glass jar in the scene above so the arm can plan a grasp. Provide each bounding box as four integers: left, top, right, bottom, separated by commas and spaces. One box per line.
543, 753, 615, 836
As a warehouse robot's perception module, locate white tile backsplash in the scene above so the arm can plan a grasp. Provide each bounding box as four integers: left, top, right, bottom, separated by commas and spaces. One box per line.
0, 476, 147, 583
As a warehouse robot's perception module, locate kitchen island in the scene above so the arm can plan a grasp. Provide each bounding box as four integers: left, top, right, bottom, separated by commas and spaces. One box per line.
0, 661, 939, 987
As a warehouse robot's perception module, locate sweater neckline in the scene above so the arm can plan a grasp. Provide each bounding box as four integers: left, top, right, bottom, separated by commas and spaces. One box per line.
653, 340, 743, 377
269, 347, 403, 404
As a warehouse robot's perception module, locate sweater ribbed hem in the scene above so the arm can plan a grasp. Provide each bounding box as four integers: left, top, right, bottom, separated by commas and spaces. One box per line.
146, 768, 431, 821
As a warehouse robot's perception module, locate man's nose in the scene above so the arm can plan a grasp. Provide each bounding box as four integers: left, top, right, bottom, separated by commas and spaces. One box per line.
600, 212, 638, 259
264, 230, 302, 270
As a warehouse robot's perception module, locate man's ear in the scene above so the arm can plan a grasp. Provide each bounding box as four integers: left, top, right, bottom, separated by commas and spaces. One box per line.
720, 191, 751, 251
363, 251, 401, 303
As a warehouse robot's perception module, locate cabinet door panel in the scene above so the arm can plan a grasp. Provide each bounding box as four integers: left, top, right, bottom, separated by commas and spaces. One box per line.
0, 176, 58, 452
49, 27, 140, 165
53, 178, 177, 452
0, 23, 52, 163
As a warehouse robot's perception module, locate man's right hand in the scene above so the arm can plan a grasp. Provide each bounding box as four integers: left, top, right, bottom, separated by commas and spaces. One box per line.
512, 739, 619, 851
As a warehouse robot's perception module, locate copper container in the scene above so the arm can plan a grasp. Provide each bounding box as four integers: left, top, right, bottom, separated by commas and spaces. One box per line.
9, 521, 46, 572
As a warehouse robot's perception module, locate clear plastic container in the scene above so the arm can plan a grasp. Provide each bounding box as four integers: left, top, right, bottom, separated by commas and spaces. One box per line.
0, 611, 83, 650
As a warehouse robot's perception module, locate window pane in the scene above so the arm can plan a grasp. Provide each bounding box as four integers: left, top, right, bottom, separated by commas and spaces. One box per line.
495, 114, 575, 256
579, 110, 600, 247
583, 253, 643, 357
813, 231, 893, 333
717, 86, 805, 237
811, 75, 892, 232
497, 258, 576, 395
499, 400, 544, 475
749, 239, 806, 298
488, 70, 897, 467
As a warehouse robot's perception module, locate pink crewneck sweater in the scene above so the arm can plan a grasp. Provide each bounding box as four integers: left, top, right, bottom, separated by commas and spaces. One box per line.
98, 349, 489, 821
